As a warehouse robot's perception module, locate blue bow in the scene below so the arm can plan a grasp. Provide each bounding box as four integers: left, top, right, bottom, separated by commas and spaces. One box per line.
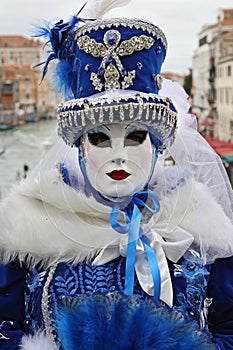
110, 191, 161, 305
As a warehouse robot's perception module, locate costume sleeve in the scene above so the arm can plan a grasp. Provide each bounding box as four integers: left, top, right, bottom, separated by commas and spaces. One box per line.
207, 256, 233, 349
0, 261, 27, 349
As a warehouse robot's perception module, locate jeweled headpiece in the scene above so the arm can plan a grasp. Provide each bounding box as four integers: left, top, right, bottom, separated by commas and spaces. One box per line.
35, 0, 178, 148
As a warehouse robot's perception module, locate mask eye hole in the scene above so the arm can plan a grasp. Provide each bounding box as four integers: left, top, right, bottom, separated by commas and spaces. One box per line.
124, 130, 148, 146
88, 132, 111, 147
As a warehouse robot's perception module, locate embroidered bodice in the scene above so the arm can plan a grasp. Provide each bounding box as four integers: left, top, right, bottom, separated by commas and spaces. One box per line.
24, 257, 148, 344
24, 256, 211, 347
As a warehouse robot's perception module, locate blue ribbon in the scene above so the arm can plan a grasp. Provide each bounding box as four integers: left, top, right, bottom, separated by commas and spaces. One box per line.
110, 190, 161, 304
141, 233, 161, 306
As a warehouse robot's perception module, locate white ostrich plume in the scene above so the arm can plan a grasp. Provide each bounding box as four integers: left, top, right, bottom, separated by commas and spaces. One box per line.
79, 0, 131, 20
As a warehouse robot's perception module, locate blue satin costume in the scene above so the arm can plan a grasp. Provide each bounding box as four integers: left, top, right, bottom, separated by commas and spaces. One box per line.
0, 254, 233, 349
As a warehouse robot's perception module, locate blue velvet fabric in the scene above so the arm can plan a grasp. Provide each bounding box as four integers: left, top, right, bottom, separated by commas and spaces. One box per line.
45, 20, 167, 100
207, 257, 233, 349
0, 262, 27, 349
73, 25, 166, 99
0, 257, 233, 349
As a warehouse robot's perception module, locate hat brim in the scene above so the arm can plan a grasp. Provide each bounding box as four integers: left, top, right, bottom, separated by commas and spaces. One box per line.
58, 90, 177, 149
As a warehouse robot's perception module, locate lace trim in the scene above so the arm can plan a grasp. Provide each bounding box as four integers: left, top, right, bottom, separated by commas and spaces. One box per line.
75, 18, 168, 50
58, 93, 177, 147
174, 258, 211, 330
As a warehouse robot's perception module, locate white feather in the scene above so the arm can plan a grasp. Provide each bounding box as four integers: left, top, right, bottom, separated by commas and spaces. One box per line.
20, 332, 59, 350
80, 0, 131, 20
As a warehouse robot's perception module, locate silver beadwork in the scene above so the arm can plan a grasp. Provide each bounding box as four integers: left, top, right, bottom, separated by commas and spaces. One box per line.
155, 74, 163, 90
75, 18, 168, 51
41, 265, 58, 343
78, 29, 154, 92
57, 92, 178, 148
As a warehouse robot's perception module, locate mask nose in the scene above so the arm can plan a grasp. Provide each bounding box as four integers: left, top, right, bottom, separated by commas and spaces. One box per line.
110, 138, 128, 165
111, 158, 126, 165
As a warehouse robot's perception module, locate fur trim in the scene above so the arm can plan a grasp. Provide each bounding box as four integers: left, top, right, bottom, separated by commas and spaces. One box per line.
0, 163, 233, 268
153, 179, 233, 264
20, 331, 58, 350
0, 167, 120, 268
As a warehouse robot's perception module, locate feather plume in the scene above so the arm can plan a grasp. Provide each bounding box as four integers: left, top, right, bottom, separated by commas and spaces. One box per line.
20, 331, 59, 350
32, 16, 80, 97
79, 0, 131, 20
58, 294, 216, 350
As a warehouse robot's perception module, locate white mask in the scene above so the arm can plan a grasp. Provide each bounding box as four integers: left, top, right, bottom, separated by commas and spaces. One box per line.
81, 122, 154, 199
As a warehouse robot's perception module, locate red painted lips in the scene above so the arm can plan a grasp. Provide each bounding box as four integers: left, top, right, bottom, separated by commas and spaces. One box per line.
107, 170, 131, 180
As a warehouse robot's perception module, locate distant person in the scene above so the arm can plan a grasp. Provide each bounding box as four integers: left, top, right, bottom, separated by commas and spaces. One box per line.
16, 164, 29, 181
0, 147, 6, 157
22, 164, 29, 179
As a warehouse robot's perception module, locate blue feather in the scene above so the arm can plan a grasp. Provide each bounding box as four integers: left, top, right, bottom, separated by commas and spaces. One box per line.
32, 16, 80, 94
57, 293, 216, 350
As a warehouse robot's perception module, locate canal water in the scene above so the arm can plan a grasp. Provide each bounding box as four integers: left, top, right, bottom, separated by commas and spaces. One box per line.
0, 119, 59, 201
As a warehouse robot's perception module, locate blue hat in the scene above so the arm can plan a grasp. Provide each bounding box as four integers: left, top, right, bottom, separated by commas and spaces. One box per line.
36, 5, 177, 148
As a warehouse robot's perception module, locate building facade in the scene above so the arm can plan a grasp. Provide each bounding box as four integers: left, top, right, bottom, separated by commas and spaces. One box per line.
215, 31, 233, 142
0, 35, 59, 124
192, 9, 233, 139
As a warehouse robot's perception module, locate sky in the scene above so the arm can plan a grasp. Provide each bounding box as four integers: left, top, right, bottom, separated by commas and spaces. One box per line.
0, 0, 232, 74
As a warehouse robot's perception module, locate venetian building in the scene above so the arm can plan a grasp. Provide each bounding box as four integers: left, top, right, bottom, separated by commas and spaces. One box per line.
215, 30, 233, 142
0, 35, 58, 119
192, 9, 233, 137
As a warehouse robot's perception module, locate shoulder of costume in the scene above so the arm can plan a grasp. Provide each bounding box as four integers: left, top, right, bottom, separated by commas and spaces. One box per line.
149, 178, 233, 264
0, 165, 118, 268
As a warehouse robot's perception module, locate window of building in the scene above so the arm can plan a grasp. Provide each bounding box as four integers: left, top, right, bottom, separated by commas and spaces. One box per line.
209, 86, 216, 103
220, 89, 224, 103
219, 67, 223, 78
222, 47, 228, 57
225, 89, 228, 104
227, 65, 232, 77
229, 88, 233, 105
19, 51, 23, 65
210, 49, 215, 58
199, 36, 207, 47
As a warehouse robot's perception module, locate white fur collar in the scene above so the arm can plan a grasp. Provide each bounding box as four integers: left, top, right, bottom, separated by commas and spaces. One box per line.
0, 167, 120, 267
0, 157, 233, 268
